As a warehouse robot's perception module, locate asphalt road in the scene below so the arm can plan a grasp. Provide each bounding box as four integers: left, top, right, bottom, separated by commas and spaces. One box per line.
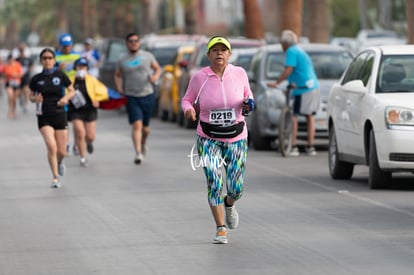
1, 93, 414, 275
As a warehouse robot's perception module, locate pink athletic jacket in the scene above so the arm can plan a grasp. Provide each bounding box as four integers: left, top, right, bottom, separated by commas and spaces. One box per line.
181, 64, 254, 143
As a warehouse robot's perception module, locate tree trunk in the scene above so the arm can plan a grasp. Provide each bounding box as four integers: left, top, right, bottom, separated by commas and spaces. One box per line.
378, 0, 392, 29
243, 0, 265, 39
5, 19, 19, 48
124, 3, 136, 34
87, 0, 97, 38
406, 0, 414, 44
56, 0, 68, 33
140, 0, 151, 34
115, 5, 125, 37
281, 0, 303, 36
184, 0, 198, 34
81, 0, 89, 38
307, 0, 329, 43
261, 0, 282, 36
98, 1, 114, 37
359, 0, 369, 29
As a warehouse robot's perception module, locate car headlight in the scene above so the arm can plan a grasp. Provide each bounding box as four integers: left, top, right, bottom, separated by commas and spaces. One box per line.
385, 106, 414, 128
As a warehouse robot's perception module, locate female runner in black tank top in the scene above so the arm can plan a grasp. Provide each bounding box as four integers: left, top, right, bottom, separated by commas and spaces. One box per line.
29, 48, 75, 188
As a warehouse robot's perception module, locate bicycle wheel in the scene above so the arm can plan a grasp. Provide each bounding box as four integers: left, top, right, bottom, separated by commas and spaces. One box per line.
278, 106, 293, 157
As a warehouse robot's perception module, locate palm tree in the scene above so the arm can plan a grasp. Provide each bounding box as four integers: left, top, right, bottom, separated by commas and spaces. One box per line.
359, 0, 369, 29
140, 0, 151, 34
98, 1, 115, 37
242, 0, 264, 39
306, 0, 329, 43
406, 0, 414, 43
378, 0, 392, 29
180, 0, 198, 34
281, 0, 303, 36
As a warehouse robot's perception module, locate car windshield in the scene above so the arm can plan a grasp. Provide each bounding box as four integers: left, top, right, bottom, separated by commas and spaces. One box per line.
367, 31, 397, 39
309, 51, 354, 79
107, 42, 127, 62
265, 52, 285, 80
151, 47, 181, 66
235, 55, 254, 71
377, 55, 414, 93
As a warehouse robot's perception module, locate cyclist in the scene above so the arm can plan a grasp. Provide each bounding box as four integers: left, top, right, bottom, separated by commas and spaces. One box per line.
268, 29, 320, 156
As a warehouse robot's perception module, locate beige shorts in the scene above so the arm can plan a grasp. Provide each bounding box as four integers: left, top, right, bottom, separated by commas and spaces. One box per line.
293, 88, 320, 115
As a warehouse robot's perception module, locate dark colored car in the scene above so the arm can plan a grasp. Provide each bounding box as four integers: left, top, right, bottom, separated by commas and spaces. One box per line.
98, 38, 127, 91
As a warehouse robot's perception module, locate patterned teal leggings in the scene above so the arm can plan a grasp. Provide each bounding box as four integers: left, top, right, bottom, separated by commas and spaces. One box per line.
196, 136, 248, 206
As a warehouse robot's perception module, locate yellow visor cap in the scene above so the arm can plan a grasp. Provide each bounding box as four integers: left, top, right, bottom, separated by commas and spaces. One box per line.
207, 37, 231, 51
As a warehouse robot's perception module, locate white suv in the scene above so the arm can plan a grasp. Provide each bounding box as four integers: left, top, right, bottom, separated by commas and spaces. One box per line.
327, 45, 414, 188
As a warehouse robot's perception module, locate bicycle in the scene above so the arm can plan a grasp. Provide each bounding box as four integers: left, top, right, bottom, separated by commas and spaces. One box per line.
278, 84, 295, 157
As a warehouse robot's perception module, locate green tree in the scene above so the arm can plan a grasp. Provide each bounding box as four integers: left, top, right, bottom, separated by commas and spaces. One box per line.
330, 0, 359, 37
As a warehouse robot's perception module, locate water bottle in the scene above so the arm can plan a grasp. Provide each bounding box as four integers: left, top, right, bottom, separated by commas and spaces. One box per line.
242, 99, 249, 116
35, 92, 42, 115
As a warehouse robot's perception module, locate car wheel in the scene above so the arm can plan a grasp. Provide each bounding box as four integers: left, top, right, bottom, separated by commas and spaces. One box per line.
368, 130, 391, 189
328, 126, 354, 179
250, 114, 271, 150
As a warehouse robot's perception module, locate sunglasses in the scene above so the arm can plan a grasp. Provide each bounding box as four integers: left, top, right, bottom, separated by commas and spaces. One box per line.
128, 39, 140, 43
42, 56, 54, 60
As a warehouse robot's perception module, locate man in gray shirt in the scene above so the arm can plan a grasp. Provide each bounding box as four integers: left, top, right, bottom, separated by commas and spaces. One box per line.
114, 32, 162, 164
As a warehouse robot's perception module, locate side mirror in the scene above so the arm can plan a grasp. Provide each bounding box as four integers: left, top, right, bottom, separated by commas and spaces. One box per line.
342, 80, 368, 94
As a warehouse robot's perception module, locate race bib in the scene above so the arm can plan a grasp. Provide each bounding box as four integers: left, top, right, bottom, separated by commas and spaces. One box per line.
9, 79, 20, 88
209, 108, 236, 126
70, 89, 87, 109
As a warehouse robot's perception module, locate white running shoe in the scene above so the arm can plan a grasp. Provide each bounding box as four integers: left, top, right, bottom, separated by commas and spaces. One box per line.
225, 205, 239, 229
58, 162, 66, 176
80, 158, 88, 167
306, 146, 317, 156
289, 146, 300, 157
51, 178, 61, 188
134, 153, 144, 165
213, 226, 228, 244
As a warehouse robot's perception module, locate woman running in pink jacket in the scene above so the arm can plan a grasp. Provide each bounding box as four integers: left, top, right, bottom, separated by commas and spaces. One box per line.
181, 36, 255, 244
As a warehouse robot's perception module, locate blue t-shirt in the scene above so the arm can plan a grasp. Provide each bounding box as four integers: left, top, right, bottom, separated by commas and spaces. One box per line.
285, 45, 319, 96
